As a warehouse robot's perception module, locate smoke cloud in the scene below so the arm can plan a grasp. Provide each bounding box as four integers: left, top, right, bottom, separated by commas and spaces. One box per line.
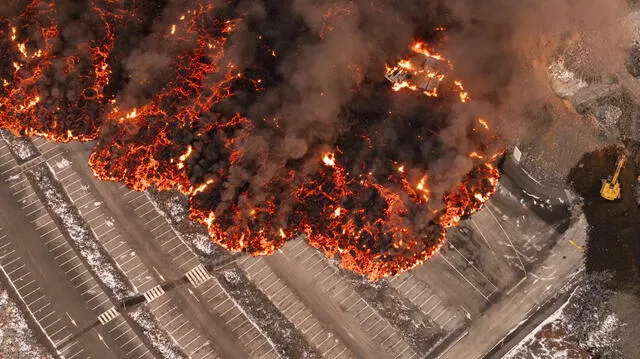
2, 0, 630, 277
442, 0, 632, 144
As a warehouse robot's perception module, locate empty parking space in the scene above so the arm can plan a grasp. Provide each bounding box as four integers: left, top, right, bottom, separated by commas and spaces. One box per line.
199, 279, 277, 358
0, 238, 82, 358
122, 190, 200, 271
0, 142, 21, 175
147, 296, 217, 358
31, 137, 67, 162
387, 272, 464, 333
238, 255, 352, 358
105, 315, 155, 359
45, 157, 156, 294
281, 240, 417, 359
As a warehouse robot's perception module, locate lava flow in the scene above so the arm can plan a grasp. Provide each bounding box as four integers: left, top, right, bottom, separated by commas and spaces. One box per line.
0, 1, 503, 280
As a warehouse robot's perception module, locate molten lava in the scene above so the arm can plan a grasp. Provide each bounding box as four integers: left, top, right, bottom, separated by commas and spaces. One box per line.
0, 1, 503, 280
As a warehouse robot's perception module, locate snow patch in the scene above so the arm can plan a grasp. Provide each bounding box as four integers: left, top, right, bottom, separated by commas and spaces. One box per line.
505, 273, 621, 358
191, 232, 218, 255
223, 269, 241, 284
54, 158, 71, 170
131, 308, 186, 359
27, 164, 133, 299
0, 289, 53, 358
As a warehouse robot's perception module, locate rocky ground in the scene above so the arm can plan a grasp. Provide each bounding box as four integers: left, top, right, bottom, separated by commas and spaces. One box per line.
518, 97, 604, 186
505, 273, 622, 359
513, 14, 640, 358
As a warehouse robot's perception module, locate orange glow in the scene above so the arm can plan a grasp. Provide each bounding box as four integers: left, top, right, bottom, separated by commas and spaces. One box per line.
416, 175, 430, 201
384, 36, 468, 103
392, 81, 418, 92
411, 41, 443, 60
0, 4, 503, 281
322, 152, 336, 167
454, 81, 469, 103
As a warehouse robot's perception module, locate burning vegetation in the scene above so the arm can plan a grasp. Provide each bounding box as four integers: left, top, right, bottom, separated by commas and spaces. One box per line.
0, 0, 503, 280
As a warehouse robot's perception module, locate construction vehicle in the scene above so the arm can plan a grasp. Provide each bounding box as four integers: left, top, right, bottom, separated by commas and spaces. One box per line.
600, 153, 627, 200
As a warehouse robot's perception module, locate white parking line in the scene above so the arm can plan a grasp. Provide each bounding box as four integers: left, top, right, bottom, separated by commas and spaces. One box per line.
8, 263, 25, 276
437, 252, 489, 301
16, 279, 35, 292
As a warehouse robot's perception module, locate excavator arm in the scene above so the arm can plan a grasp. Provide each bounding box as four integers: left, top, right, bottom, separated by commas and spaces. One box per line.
610, 155, 626, 185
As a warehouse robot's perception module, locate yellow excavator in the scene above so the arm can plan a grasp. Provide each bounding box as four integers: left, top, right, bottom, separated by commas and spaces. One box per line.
600, 153, 627, 201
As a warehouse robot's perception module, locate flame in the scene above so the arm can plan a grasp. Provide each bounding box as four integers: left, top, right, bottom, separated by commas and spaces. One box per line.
416, 175, 430, 201
0, 5, 503, 280
177, 145, 193, 169
322, 152, 336, 167
478, 118, 490, 130
125, 108, 137, 119
0, 0, 115, 142
454, 80, 469, 103
384, 38, 469, 103
411, 41, 443, 60
392, 81, 418, 92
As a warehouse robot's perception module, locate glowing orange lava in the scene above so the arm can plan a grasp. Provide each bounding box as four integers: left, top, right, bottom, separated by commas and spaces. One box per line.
0, 2, 502, 280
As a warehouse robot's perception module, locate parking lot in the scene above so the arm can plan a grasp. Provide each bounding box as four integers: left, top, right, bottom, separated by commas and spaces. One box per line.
22, 138, 469, 358
278, 239, 417, 359
31, 142, 226, 358
9, 172, 111, 312
238, 255, 353, 358
103, 314, 154, 358
199, 278, 278, 358
387, 269, 465, 334
46, 158, 156, 294
147, 295, 218, 358
0, 138, 154, 358
120, 189, 201, 273
45, 163, 277, 359
0, 133, 580, 359
0, 238, 80, 357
